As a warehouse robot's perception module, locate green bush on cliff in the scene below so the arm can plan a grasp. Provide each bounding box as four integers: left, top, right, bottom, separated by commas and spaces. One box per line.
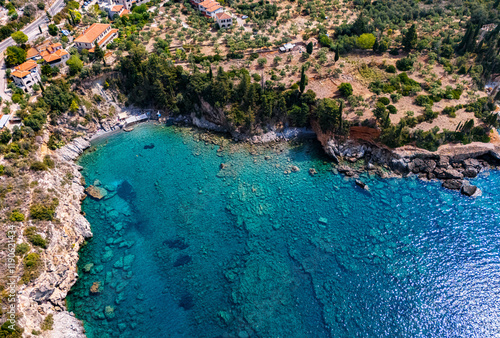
15, 243, 30, 256
0, 321, 23, 338
24, 227, 48, 249
29, 199, 58, 221
8, 210, 25, 222
21, 252, 41, 284
41, 314, 53, 331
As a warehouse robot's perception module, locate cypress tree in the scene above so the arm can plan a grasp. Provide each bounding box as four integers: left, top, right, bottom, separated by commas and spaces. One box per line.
338, 100, 343, 132
373, 38, 379, 53
299, 66, 306, 93
334, 45, 339, 62
306, 42, 313, 54
402, 24, 417, 51
38, 25, 42, 34
208, 66, 213, 81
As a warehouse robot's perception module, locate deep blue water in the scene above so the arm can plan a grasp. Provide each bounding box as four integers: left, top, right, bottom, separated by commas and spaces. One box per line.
67, 123, 500, 338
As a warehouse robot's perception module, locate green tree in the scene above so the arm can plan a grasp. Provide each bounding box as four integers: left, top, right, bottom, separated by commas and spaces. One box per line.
5, 46, 26, 66
299, 65, 307, 93
66, 54, 83, 75
334, 45, 339, 62
338, 82, 353, 97
257, 57, 267, 67
0, 129, 12, 144
11, 31, 28, 45
357, 33, 376, 49
316, 98, 340, 131
306, 41, 313, 54
94, 41, 105, 62
48, 24, 58, 36
402, 24, 417, 51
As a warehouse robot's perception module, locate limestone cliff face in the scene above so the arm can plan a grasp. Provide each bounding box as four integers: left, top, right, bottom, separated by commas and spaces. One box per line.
18, 138, 92, 338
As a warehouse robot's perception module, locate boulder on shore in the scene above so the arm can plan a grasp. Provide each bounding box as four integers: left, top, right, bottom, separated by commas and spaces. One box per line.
441, 179, 463, 190
461, 183, 482, 197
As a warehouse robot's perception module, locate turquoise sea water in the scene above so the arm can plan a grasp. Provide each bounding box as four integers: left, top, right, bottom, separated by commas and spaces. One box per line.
67, 123, 500, 338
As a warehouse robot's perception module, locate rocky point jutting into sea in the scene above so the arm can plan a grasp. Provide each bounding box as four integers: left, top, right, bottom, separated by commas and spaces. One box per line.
17, 108, 500, 336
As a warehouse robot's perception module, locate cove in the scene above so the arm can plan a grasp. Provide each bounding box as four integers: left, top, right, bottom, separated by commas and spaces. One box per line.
67, 123, 500, 338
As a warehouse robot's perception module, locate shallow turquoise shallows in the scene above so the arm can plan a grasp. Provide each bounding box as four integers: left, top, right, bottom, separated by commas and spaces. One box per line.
67, 123, 500, 338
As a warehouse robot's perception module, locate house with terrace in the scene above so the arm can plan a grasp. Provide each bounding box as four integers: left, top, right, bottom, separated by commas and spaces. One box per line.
108, 4, 129, 19
74, 23, 118, 51
26, 41, 70, 67
196, 0, 223, 18
215, 12, 232, 28
11, 60, 41, 91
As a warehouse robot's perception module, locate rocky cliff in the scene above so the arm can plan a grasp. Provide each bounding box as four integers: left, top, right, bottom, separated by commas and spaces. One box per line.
17, 138, 92, 338
312, 119, 500, 195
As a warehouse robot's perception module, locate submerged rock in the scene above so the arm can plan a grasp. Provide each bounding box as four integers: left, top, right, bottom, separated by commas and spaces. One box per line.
290, 165, 300, 172
174, 255, 192, 267
117, 180, 136, 200
355, 179, 369, 191
179, 293, 194, 310
163, 238, 189, 250
85, 185, 107, 200
143, 143, 155, 149
90, 282, 101, 294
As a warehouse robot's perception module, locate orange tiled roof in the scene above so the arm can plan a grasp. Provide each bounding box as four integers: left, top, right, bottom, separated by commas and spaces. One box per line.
198, 0, 215, 7
50, 42, 62, 48
12, 70, 30, 78
111, 5, 123, 11
74, 23, 110, 43
216, 12, 231, 20
26, 47, 39, 59
206, 4, 222, 12
97, 28, 118, 46
120, 9, 129, 16
42, 49, 68, 63
14, 60, 37, 72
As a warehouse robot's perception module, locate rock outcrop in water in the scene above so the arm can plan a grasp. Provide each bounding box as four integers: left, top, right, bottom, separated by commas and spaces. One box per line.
17, 137, 92, 337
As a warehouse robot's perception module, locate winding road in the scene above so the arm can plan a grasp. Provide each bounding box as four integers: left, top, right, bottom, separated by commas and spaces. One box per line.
0, 0, 65, 53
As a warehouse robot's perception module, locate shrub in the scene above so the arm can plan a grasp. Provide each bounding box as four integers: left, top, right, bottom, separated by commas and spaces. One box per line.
387, 105, 397, 114
43, 155, 55, 169
391, 93, 402, 103
378, 97, 390, 105
30, 162, 48, 171
252, 73, 261, 82
30, 199, 58, 221
415, 95, 433, 106
9, 210, 25, 222
356, 33, 376, 49
396, 57, 414, 71
24, 227, 48, 249
442, 106, 457, 117
41, 314, 53, 331
386, 65, 396, 73
15, 243, 30, 256
22, 252, 41, 283
338, 82, 353, 97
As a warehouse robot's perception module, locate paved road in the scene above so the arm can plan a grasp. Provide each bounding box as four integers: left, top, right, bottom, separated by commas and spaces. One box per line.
0, 0, 65, 53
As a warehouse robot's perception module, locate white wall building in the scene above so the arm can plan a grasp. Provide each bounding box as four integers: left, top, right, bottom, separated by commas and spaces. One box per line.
11, 60, 41, 91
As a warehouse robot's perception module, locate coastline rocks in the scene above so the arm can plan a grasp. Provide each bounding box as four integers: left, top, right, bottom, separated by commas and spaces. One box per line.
461, 183, 482, 197
50, 312, 86, 338
441, 179, 463, 190
355, 179, 369, 191
57, 137, 91, 162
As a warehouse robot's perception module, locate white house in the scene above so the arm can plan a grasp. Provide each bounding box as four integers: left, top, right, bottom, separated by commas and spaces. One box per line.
11, 60, 41, 91
197, 0, 223, 17
74, 23, 118, 51
215, 12, 232, 28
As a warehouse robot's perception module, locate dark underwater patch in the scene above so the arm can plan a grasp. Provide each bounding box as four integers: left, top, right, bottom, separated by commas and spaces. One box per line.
144, 143, 155, 149
173, 255, 192, 267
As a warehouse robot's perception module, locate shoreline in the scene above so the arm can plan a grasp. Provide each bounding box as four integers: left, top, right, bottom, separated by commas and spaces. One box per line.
20, 116, 499, 337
